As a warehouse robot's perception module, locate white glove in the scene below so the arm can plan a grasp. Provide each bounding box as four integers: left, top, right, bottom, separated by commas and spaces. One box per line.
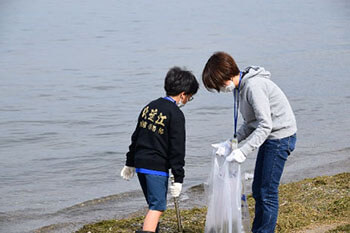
170, 182, 182, 197
211, 139, 232, 156
226, 149, 246, 163
120, 166, 135, 180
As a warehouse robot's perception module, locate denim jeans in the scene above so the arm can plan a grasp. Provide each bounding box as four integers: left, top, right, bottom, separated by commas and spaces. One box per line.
137, 173, 168, 211
252, 134, 296, 233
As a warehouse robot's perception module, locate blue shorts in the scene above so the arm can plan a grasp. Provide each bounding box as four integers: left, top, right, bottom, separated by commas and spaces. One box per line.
137, 172, 168, 211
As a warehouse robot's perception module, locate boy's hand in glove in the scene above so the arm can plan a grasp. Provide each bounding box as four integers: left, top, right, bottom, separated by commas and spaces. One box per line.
120, 166, 135, 180
226, 149, 246, 163
170, 182, 182, 197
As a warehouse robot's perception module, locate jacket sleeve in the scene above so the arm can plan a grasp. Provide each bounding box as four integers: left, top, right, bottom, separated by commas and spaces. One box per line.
125, 115, 141, 167
168, 114, 186, 183
236, 120, 254, 143
240, 84, 272, 156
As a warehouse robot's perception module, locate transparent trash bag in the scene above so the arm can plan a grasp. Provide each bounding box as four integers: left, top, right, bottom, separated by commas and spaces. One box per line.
205, 143, 243, 233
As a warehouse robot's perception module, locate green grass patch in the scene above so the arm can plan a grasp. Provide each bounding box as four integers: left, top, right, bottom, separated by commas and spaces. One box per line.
326, 224, 350, 233
76, 173, 350, 233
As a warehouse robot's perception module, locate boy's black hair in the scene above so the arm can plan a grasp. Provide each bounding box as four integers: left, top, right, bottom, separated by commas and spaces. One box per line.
164, 67, 199, 96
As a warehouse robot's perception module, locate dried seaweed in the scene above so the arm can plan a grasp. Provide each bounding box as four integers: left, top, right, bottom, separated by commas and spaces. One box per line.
76, 173, 349, 233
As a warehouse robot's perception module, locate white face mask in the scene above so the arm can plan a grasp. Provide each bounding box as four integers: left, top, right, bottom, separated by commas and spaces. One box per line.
220, 81, 235, 93
177, 95, 185, 108
177, 101, 185, 108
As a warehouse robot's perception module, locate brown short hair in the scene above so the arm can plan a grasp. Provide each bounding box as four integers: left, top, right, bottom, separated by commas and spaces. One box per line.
202, 52, 240, 92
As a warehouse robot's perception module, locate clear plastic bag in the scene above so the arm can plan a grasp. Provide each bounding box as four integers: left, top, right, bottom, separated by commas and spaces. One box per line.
205, 146, 243, 233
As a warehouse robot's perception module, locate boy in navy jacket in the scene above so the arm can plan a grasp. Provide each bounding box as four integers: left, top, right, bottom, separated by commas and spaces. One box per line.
121, 67, 199, 233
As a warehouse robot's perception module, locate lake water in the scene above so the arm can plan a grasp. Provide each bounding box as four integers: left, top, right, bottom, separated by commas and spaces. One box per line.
1, 0, 350, 232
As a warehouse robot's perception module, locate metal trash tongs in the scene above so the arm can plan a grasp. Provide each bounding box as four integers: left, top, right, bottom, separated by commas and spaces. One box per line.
171, 175, 183, 233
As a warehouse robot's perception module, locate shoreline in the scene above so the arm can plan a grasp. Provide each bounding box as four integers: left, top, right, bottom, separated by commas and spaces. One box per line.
75, 172, 349, 233
30, 157, 350, 233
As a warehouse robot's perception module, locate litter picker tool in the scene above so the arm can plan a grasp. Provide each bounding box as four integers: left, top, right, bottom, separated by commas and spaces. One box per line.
171, 175, 183, 233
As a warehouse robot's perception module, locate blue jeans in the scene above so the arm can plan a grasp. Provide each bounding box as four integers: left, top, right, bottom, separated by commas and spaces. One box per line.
137, 172, 168, 211
252, 134, 296, 233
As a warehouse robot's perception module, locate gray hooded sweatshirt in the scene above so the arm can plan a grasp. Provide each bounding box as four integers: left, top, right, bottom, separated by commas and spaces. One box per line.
237, 66, 297, 156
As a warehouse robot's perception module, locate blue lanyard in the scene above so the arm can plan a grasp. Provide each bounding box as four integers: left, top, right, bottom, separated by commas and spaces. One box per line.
164, 96, 176, 104
233, 72, 243, 138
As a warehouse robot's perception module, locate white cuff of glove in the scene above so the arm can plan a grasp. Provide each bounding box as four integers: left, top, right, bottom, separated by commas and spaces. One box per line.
170, 182, 182, 197
226, 149, 246, 163
120, 165, 135, 180
211, 139, 232, 156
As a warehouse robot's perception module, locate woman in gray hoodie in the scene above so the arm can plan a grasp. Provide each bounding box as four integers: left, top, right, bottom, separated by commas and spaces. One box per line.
202, 51, 297, 233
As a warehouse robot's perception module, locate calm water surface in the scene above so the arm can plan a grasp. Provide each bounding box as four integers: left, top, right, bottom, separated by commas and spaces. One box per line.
0, 0, 350, 232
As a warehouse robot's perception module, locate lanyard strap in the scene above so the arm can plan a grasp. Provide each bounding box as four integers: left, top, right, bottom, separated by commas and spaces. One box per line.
233, 72, 243, 138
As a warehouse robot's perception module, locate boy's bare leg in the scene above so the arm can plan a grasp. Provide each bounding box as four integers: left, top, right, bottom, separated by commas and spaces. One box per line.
143, 210, 162, 232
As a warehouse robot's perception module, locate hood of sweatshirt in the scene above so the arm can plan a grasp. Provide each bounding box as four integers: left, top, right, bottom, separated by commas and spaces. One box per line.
239, 66, 271, 91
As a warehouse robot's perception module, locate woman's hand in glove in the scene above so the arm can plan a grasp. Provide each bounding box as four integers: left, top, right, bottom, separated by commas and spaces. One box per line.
226, 149, 246, 163
211, 139, 232, 156
120, 166, 135, 180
